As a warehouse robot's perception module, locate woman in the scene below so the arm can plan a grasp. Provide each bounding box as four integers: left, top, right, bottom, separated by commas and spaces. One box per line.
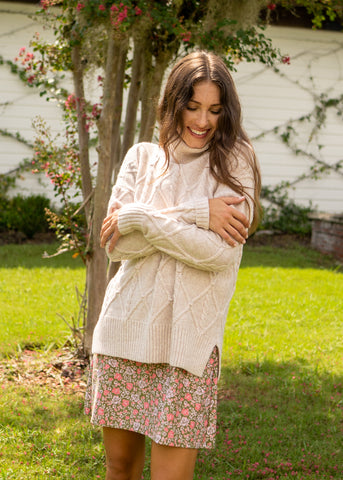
85, 50, 261, 480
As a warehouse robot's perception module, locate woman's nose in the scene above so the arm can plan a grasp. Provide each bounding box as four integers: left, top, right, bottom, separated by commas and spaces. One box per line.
196, 110, 209, 128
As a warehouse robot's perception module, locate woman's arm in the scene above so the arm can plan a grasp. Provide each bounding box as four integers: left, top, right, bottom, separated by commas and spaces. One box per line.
102, 196, 250, 263
114, 202, 243, 272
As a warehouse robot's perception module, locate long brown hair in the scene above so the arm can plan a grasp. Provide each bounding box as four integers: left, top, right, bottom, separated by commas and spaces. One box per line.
157, 50, 261, 233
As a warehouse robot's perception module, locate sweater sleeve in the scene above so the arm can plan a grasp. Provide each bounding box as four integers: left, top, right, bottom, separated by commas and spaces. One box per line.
106, 197, 209, 262
117, 203, 241, 272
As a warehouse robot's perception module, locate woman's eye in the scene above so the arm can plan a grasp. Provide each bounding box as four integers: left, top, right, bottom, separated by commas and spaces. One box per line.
186, 106, 197, 111
211, 110, 222, 115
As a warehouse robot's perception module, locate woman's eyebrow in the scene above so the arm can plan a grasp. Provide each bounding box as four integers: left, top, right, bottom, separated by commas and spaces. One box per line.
189, 99, 222, 107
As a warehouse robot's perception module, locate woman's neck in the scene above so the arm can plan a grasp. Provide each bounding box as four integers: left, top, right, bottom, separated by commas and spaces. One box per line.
170, 139, 210, 164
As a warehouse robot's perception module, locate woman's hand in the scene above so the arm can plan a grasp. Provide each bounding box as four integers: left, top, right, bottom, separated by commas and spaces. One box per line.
100, 206, 122, 253
209, 196, 249, 246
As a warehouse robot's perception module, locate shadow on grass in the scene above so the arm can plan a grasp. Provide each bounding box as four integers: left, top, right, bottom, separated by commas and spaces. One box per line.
1, 357, 342, 479
242, 242, 341, 271
195, 358, 343, 479
1, 240, 341, 272
0, 243, 84, 269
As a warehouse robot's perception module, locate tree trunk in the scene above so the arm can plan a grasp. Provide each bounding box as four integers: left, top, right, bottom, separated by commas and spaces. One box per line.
120, 36, 144, 160
83, 31, 128, 355
139, 49, 174, 143
71, 44, 93, 224
110, 37, 129, 180
108, 38, 129, 282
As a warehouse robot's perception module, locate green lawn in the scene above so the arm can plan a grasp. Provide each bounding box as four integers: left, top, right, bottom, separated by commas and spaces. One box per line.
0, 244, 85, 356
0, 241, 342, 479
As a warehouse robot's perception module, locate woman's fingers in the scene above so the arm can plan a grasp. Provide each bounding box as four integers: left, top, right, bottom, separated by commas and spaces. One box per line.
100, 211, 121, 249
106, 230, 120, 253
209, 197, 250, 245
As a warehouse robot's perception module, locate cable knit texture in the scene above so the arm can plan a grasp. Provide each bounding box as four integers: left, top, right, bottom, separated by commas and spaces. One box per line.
92, 140, 255, 376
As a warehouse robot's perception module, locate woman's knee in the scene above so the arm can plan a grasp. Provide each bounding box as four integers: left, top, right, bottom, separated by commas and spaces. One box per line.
106, 454, 135, 480
103, 428, 145, 480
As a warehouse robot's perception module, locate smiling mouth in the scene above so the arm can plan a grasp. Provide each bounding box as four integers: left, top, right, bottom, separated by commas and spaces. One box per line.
188, 127, 210, 138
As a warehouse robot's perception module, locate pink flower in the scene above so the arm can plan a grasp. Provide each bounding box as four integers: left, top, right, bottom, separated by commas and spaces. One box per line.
267, 3, 276, 10
117, 7, 128, 23
122, 399, 129, 407
135, 6, 142, 15
181, 408, 189, 416
111, 4, 119, 12
282, 56, 291, 65
112, 387, 120, 394
181, 31, 192, 43
195, 403, 201, 411
167, 413, 174, 421
76, 3, 85, 11
97, 407, 104, 416
168, 430, 174, 439
185, 393, 192, 401
99, 4, 106, 11
126, 382, 133, 390
114, 373, 122, 380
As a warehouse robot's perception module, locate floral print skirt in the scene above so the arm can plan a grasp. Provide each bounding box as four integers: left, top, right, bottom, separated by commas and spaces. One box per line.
84, 348, 218, 449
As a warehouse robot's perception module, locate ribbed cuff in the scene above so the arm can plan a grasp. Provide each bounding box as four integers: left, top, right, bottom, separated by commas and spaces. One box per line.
195, 198, 210, 230
117, 204, 147, 235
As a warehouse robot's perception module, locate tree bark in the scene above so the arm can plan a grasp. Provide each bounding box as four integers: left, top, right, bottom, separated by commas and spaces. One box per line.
84, 31, 128, 355
120, 36, 144, 160
110, 37, 129, 180
139, 49, 175, 143
71, 44, 93, 224
108, 38, 129, 283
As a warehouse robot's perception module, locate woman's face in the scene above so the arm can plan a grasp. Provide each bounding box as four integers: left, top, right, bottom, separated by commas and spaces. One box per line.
181, 80, 221, 149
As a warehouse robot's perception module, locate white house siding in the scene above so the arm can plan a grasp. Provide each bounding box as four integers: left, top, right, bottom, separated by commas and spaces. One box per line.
0, 4, 342, 213
0, 1, 65, 202
233, 26, 343, 214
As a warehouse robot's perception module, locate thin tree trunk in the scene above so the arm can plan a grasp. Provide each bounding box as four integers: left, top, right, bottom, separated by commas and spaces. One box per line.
71, 44, 92, 224
110, 37, 129, 179
139, 47, 153, 142
139, 49, 173, 143
107, 38, 129, 282
84, 31, 127, 355
120, 36, 144, 160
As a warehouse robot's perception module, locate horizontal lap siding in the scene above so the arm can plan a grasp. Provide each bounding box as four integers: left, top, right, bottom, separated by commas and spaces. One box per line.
234, 26, 343, 214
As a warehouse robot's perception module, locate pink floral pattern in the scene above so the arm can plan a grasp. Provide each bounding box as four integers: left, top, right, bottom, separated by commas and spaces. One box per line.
85, 349, 218, 449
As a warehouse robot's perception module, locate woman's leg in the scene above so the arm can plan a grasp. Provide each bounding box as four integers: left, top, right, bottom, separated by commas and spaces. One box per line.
150, 441, 198, 480
103, 427, 146, 480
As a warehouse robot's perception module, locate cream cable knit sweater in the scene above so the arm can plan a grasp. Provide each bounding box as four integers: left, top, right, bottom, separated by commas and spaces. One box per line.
92, 140, 255, 376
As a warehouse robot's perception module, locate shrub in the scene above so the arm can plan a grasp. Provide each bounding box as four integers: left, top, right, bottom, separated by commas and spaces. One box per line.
0, 194, 51, 239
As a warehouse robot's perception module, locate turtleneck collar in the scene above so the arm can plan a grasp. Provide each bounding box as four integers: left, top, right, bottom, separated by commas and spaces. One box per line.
170, 139, 210, 164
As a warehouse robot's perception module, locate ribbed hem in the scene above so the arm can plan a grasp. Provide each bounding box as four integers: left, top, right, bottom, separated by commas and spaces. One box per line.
92, 318, 222, 378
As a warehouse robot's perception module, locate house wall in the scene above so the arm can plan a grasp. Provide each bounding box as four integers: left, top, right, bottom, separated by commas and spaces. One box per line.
233, 26, 343, 214
0, 2, 342, 213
